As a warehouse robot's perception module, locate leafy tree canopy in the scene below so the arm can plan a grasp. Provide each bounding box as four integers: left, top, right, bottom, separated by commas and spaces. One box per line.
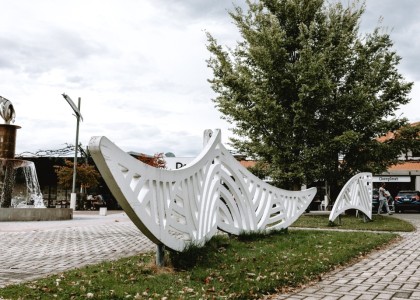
393, 123, 420, 160
206, 0, 412, 196
54, 160, 101, 191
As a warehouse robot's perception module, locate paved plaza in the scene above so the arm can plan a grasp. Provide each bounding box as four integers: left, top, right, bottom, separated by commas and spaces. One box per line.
1, 211, 420, 299
0, 211, 155, 287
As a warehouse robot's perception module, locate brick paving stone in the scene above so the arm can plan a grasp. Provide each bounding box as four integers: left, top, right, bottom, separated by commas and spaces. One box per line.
338, 295, 359, 300
353, 285, 373, 292
401, 283, 418, 290
374, 294, 394, 300
319, 295, 342, 300
386, 283, 404, 290
336, 286, 354, 293
350, 278, 366, 285
393, 291, 413, 299
365, 277, 381, 284
354, 293, 377, 300
268, 213, 420, 299
333, 279, 350, 285
300, 286, 323, 293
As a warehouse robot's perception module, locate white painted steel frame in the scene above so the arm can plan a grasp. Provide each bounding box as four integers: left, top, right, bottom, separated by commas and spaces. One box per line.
329, 172, 373, 222
216, 141, 317, 235
89, 132, 221, 252
89, 129, 316, 251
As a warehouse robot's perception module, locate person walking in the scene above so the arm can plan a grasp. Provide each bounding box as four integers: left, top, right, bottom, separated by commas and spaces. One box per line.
378, 182, 392, 215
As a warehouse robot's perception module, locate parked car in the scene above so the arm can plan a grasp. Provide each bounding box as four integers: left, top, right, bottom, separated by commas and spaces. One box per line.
372, 188, 380, 212
394, 190, 420, 213
372, 188, 394, 213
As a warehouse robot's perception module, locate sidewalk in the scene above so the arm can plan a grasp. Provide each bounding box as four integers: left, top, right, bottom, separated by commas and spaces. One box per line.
0, 210, 155, 287
270, 213, 420, 300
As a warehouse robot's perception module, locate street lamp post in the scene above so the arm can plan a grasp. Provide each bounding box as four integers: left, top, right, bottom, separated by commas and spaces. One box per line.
61, 93, 83, 210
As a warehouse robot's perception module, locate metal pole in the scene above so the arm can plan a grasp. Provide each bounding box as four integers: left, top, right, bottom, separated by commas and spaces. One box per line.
70, 97, 81, 210
156, 244, 165, 267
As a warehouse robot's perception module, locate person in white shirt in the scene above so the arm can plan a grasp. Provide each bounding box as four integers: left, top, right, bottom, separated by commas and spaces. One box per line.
378, 183, 392, 215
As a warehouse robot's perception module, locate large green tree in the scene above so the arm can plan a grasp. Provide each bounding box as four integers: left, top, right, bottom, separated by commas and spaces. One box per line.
206, 0, 412, 198
393, 123, 420, 160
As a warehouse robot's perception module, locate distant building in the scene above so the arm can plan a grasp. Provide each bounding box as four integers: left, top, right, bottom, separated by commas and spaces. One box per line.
25, 157, 118, 209
374, 122, 420, 195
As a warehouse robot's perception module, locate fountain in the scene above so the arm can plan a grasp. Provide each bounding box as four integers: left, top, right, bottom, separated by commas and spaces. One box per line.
0, 96, 72, 221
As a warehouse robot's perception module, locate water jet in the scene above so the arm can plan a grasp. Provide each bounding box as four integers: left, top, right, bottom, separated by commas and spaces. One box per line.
0, 96, 72, 221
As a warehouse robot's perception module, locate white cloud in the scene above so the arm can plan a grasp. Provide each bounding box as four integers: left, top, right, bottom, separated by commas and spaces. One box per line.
0, 0, 418, 158
358, 0, 420, 121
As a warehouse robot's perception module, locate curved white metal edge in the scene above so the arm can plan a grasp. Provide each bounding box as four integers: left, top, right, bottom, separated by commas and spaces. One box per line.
89, 130, 223, 252
329, 172, 373, 222
89, 136, 161, 246
89, 129, 316, 251
215, 141, 316, 234
178, 129, 316, 234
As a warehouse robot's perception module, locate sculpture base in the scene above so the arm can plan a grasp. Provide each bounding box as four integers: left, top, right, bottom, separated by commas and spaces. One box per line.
0, 208, 73, 221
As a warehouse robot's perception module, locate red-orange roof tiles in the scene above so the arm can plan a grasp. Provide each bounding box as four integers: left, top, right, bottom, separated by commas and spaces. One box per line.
377, 121, 420, 142
388, 161, 420, 171
239, 160, 256, 168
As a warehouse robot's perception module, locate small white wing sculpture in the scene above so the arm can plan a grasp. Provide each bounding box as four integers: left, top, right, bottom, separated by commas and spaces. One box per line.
89, 129, 316, 251
329, 172, 373, 222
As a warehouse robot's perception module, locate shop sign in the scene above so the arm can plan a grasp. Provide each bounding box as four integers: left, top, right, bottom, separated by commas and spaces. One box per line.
165, 157, 194, 170
372, 176, 411, 183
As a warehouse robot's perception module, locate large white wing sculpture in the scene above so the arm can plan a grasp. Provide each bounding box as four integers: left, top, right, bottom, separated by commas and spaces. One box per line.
329, 172, 373, 222
89, 132, 222, 252
89, 129, 316, 251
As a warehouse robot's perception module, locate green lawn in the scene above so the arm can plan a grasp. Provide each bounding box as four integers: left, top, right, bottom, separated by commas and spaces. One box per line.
292, 213, 415, 232
0, 222, 403, 300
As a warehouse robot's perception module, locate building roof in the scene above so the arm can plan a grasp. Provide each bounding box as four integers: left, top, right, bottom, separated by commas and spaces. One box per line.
377, 121, 420, 142
388, 161, 420, 171
239, 160, 256, 168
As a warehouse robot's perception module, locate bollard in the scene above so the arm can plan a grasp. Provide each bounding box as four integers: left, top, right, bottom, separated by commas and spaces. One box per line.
99, 207, 107, 216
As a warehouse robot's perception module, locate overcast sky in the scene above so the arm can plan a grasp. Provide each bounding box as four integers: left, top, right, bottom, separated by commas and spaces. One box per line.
1, 0, 419, 158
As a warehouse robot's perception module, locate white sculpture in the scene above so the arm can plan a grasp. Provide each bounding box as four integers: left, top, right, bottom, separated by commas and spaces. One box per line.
329, 172, 373, 222
0, 96, 15, 124
89, 129, 316, 251
207, 130, 316, 234
89, 132, 222, 252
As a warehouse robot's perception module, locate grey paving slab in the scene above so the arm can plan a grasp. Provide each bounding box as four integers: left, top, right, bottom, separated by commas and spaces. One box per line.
269, 213, 420, 300
0, 211, 155, 288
